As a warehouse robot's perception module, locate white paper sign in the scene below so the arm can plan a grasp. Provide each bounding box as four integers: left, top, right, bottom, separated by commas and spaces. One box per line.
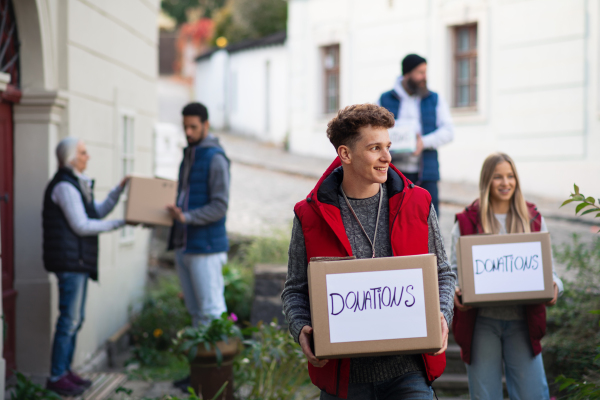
389, 124, 417, 153
471, 241, 545, 295
325, 269, 427, 343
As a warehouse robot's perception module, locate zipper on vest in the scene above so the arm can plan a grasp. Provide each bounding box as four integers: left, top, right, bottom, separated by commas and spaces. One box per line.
182, 148, 196, 252
335, 359, 342, 397
390, 191, 406, 255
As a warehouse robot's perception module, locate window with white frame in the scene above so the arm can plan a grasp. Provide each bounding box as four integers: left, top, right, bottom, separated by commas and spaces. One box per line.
121, 114, 135, 242
322, 44, 340, 114
453, 24, 478, 108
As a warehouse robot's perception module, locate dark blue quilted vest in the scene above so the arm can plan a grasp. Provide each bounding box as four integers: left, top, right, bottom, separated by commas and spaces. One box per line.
43, 168, 100, 280
174, 146, 229, 254
379, 89, 440, 182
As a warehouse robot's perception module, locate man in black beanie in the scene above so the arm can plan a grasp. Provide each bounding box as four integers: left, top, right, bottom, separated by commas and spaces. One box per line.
378, 53, 454, 216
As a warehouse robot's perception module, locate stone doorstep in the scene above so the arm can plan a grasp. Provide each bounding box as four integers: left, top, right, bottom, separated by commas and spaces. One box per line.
64, 372, 128, 400
107, 323, 132, 369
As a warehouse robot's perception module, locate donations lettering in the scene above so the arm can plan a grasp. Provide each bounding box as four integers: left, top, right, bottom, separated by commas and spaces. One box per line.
471, 241, 545, 295
325, 269, 428, 343
474, 254, 540, 275
329, 285, 416, 316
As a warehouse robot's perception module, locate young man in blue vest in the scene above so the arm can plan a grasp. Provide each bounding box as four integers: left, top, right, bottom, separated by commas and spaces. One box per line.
378, 54, 454, 215
167, 102, 230, 325
168, 102, 230, 391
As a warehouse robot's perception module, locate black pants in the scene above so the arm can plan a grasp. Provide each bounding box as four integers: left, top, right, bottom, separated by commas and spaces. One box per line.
402, 173, 439, 217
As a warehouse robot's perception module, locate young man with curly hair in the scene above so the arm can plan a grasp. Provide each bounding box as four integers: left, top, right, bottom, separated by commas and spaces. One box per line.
281, 104, 456, 399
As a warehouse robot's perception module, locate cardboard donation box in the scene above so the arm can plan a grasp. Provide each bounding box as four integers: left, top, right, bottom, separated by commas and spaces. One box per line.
307, 254, 442, 359
125, 177, 177, 226
456, 232, 554, 306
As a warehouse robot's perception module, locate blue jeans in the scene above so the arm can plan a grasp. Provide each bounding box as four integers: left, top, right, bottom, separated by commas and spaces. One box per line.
175, 250, 228, 326
320, 372, 433, 400
465, 316, 550, 400
50, 272, 89, 379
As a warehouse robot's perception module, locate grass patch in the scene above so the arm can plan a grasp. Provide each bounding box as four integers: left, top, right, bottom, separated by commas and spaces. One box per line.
126, 351, 189, 382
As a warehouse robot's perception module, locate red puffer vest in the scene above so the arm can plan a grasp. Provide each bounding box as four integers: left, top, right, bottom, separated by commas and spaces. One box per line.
451, 199, 547, 364
294, 158, 446, 399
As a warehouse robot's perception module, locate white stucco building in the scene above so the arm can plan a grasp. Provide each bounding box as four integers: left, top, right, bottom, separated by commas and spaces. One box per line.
195, 0, 600, 200
0, 0, 159, 388
287, 0, 600, 199
194, 32, 289, 144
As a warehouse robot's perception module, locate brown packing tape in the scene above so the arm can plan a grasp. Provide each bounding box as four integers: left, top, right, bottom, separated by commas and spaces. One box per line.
457, 232, 554, 306
308, 254, 443, 359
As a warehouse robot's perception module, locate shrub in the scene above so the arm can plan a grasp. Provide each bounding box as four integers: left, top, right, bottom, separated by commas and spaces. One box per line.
234, 319, 312, 400
223, 262, 253, 323
544, 235, 600, 385
224, 228, 291, 323
129, 275, 191, 366
11, 372, 61, 400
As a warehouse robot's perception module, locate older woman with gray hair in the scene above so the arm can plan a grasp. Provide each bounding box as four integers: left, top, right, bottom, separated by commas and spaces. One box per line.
42, 137, 129, 396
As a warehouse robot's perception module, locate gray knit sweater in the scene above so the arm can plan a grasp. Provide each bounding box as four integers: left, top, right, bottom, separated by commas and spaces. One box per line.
281, 184, 456, 384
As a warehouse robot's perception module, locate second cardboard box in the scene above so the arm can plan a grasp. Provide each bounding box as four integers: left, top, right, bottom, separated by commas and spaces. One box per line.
456, 232, 554, 306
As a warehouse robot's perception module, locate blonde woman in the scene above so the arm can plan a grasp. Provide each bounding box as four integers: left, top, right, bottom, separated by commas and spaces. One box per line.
450, 153, 562, 400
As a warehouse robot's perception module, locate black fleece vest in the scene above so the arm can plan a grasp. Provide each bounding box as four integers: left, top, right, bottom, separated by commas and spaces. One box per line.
42, 168, 100, 280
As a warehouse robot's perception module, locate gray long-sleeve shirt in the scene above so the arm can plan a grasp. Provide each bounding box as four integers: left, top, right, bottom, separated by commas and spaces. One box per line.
171, 134, 230, 249
281, 184, 456, 383
51, 177, 125, 236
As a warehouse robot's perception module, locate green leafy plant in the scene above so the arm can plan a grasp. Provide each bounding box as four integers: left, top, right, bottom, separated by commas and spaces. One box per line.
547, 184, 600, 398
561, 184, 600, 220
129, 275, 191, 366
12, 372, 61, 400
224, 227, 291, 323
223, 262, 253, 323
234, 319, 312, 400
160, 382, 228, 400
555, 370, 600, 399
545, 235, 600, 376
175, 312, 243, 365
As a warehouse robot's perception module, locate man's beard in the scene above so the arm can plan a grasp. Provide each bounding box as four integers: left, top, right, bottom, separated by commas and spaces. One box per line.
404, 78, 429, 98
187, 127, 206, 146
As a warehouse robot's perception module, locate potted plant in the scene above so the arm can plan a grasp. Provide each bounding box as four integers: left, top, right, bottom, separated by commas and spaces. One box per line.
175, 313, 242, 400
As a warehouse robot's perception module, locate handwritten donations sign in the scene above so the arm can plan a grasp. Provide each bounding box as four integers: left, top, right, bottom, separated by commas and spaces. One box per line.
472, 241, 544, 295
457, 232, 554, 306
307, 255, 442, 359
326, 269, 427, 343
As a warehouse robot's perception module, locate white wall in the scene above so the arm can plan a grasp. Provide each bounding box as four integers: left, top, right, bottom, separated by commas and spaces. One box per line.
195, 50, 229, 130
194, 44, 289, 144
287, 0, 600, 199
13, 0, 159, 374
155, 122, 185, 181
227, 46, 289, 143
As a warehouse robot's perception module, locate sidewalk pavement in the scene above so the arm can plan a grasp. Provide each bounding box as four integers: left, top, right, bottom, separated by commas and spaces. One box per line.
215, 131, 597, 226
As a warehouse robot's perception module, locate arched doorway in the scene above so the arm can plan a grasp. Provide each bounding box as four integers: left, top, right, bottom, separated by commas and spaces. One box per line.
0, 0, 20, 375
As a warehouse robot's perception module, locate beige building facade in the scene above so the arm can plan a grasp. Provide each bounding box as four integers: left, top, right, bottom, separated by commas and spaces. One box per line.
0, 0, 159, 389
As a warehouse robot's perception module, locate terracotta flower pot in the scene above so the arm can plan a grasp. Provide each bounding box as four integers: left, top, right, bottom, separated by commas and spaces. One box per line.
190, 338, 240, 400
